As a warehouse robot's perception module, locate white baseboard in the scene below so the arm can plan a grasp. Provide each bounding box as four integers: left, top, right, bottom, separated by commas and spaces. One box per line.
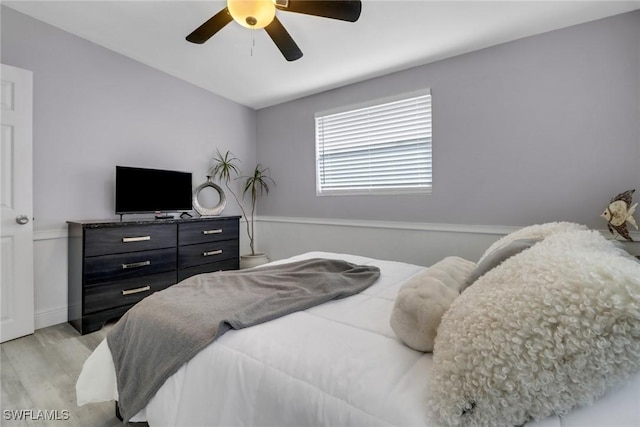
34, 306, 67, 330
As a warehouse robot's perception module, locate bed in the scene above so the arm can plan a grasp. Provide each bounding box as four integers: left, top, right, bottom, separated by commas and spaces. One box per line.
77, 232, 640, 426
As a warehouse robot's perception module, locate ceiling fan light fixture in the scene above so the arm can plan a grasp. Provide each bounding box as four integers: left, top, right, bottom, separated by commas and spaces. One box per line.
227, 0, 276, 29
187, 0, 361, 61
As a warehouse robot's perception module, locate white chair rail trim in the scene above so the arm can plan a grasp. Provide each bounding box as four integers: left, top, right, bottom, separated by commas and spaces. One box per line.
34, 228, 68, 241
33, 218, 640, 248
256, 216, 520, 236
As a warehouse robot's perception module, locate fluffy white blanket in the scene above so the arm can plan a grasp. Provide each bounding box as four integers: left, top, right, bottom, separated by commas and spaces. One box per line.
429, 230, 640, 426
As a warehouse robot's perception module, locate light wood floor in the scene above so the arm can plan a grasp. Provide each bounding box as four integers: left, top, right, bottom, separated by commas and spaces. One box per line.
1, 322, 146, 427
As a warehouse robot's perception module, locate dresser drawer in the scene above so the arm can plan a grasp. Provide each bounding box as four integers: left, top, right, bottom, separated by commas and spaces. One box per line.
178, 219, 239, 246
178, 258, 239, 282
178, 239, 239, 269
84, 247, 176, 285
84, 224, 177, 257
84, 271, 176, 314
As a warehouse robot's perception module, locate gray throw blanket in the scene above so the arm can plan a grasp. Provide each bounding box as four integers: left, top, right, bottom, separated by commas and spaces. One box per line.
107, 258, 380, 423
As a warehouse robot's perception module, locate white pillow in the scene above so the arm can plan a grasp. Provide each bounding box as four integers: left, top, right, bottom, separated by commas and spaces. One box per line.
429, 230, 640, 426
478, 221, 587, 264
462, 238, 539, 291
390, 256, 475, 352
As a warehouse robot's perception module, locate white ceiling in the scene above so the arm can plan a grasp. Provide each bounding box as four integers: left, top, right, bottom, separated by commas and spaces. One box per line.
4, 1, 639, 109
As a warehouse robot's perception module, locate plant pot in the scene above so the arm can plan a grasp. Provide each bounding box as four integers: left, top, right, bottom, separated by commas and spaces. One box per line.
240, 253, 270, 269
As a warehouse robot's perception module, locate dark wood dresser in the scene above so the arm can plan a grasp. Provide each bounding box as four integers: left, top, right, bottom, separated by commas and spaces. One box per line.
67, 216, 240, 335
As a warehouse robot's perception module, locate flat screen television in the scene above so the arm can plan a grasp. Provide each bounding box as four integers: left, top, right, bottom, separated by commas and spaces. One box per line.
115, 166, 193, 216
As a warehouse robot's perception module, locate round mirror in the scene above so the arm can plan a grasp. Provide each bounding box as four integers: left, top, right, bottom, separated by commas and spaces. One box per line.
193, 176, 226, 216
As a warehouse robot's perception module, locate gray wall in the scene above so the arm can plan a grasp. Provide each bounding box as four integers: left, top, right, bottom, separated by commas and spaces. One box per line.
1, 6, 256, 328
256, 10, 640, 229
1, 6, 256, 231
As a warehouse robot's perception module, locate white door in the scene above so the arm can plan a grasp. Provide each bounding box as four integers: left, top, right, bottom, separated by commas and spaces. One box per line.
1, 63, 34, 343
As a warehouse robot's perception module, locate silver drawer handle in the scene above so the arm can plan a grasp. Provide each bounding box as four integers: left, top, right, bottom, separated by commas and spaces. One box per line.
122, 285, 151, 296
122, 236, 151, 243
202, 229, 223, 235
203, 250, 223, 257
121, 260, 151, 269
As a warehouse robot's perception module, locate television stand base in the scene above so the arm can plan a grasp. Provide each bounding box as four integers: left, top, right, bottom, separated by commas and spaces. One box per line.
154, 214, 174, 220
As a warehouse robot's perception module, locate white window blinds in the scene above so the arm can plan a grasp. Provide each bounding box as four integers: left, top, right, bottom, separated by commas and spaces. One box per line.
315, 89, 432, 196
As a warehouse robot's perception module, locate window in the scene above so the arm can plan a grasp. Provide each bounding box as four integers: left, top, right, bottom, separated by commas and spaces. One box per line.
315, 89, 432, 196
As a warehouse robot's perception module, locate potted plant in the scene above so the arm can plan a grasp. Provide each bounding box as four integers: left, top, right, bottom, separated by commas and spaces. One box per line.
209, 150, 275, 269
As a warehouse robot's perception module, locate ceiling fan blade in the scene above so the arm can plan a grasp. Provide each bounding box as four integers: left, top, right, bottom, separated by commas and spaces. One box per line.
186, 7, 233, 44
276, 0, 361, 22
264, 17, 303, 62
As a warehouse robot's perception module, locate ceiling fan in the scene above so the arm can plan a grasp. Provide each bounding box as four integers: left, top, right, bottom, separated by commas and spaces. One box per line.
186, 0, 362, 62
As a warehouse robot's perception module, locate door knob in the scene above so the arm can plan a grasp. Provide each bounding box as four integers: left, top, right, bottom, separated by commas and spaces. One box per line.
16, 215, 30, 225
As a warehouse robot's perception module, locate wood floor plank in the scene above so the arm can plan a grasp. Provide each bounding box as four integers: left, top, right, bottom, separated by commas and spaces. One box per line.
0, 323, 139, 427
1, 347, 39, 427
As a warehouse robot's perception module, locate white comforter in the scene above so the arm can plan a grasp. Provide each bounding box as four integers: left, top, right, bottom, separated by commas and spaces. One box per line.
77, 252, 640, 426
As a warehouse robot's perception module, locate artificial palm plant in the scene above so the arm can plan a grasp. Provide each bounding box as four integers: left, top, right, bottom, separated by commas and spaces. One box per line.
209, 149, 275, 256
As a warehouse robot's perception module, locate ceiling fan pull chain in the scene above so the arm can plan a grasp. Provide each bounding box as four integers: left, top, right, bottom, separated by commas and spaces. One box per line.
250, 28, 255, 57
